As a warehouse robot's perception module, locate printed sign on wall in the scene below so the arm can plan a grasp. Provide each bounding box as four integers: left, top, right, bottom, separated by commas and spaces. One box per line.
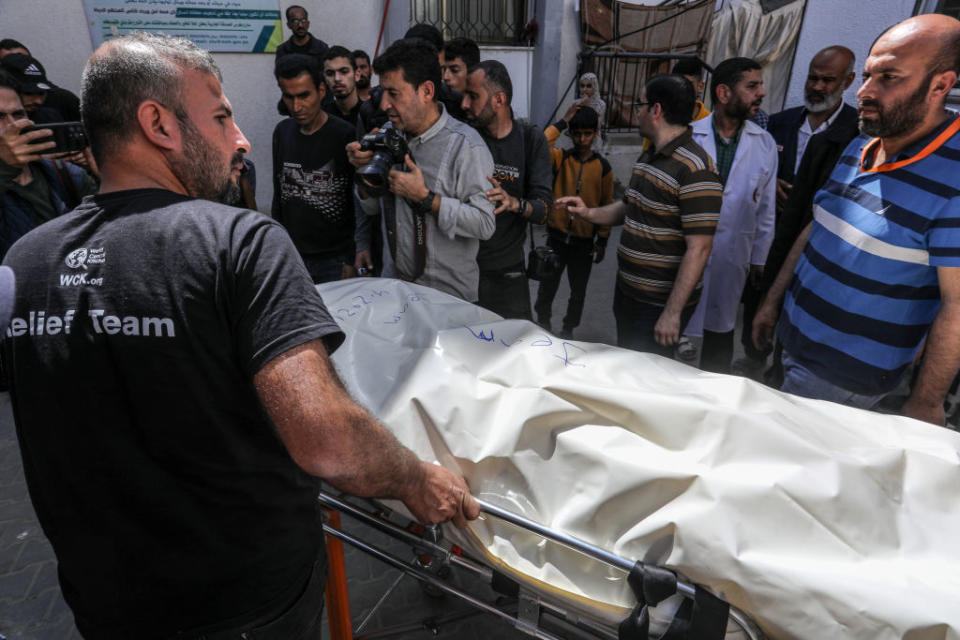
83, 0, 284, 52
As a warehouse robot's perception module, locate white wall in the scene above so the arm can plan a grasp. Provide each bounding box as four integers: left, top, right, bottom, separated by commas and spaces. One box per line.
480, 46, 534, 120
2, 0, 91, 98
557, 0, 584, 119
783, 0, 915, 111
3, 0, 388, 212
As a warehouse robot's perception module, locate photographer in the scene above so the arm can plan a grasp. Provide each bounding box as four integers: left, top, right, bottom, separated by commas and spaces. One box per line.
0, 70, 96, 259
348, 38, 495, 302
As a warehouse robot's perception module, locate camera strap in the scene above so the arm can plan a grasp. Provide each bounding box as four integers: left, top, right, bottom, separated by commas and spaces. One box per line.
383, 199, 398, 263
412, 211, 428, 281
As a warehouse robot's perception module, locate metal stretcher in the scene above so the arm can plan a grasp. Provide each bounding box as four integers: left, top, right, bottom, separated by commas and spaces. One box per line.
319, 490, 765, 640
317, 278, 960, 640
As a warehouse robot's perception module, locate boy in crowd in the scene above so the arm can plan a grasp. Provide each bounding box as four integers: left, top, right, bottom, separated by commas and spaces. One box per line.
321, 45, 378, 134
442, 37, 480, 94
534, 103, 613, 338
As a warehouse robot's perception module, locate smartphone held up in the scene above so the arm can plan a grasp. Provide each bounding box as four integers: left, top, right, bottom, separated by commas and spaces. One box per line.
21, 121, 88, 155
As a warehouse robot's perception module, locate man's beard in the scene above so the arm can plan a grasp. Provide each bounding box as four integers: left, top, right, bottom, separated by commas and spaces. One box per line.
859, 74, 929, 138
728, 94, 760, 121
357, 75, 371, 90
169, 116, 241, 205
468, 103, 496, 130
805, 85, 844, 114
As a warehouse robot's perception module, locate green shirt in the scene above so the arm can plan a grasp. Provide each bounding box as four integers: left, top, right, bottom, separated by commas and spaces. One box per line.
712, 118, 743, 184
0, 163, 57, 223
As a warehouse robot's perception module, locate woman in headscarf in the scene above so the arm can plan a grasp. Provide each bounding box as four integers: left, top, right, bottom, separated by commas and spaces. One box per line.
578, 72, 606, 150
578, 72, 607, 123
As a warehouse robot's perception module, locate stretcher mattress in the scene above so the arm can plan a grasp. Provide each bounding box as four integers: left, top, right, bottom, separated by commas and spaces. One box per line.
318, 278, 960, 640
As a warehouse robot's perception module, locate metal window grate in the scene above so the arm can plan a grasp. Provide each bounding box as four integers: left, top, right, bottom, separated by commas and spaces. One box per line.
585, 52, 710, 133
410, 0, 529, 46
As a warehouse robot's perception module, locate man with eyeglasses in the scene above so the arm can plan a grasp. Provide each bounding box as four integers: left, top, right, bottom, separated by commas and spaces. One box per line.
557, 74, 722, 355
275, 5, 328, 62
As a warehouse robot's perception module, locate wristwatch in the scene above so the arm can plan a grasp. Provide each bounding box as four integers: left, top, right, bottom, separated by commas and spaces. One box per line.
411, 189, 435, 215
517, 198, 528, 216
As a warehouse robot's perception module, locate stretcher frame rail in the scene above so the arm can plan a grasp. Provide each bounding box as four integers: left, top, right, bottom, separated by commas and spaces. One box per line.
319, 490, 763, 640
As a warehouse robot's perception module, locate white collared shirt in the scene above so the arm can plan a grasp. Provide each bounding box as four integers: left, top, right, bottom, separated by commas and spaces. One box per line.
795, 105, 842, 173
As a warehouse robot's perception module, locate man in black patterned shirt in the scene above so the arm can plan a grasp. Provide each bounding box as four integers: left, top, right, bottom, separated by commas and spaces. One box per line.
273, 54, 359, 283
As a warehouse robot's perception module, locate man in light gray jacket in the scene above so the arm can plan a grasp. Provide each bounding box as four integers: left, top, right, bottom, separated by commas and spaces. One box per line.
348, 38, 495, 302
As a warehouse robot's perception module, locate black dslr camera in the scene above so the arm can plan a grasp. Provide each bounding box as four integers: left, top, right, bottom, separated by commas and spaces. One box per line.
356, 128, 411, 197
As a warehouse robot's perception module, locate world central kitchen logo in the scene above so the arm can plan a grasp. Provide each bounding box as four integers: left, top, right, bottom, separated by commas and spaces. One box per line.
60, 247, 106, 287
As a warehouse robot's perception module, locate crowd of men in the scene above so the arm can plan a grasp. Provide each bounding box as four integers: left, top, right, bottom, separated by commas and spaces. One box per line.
1, 6, 960, 638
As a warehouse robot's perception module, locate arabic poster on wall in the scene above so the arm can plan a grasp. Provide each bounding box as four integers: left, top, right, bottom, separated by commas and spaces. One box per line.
83, 0, 284, 53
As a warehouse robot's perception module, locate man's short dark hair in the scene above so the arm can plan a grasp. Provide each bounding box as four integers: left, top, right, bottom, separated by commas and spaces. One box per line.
323, 46, 356, 70
374, 38, 441, 100
274, 53, 322, 87
646, 74, 695, 127
81, 32, 220, 162
285, 5, 306, 20
570, 106, 599, 131
0, 39, 28, 54
471, 60, 512, 105
443, 37, 480, 68
353, 49, 371, 64
0, 69, 22, 95
672, 58, 704, 80
404, 24, 444, 50
710, 57, 761, 103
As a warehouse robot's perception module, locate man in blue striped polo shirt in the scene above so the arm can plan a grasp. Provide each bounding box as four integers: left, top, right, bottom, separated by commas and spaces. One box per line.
753, 13, 960, 426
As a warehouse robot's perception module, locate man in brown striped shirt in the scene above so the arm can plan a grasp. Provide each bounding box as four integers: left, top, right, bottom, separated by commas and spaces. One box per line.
558, 74, 723, 357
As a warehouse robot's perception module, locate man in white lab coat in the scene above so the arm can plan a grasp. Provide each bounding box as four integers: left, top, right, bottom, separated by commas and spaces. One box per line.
687, 57, 776, 373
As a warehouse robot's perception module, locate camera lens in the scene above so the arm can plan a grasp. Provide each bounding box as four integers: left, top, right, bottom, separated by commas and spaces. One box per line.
356, 152, 393, 197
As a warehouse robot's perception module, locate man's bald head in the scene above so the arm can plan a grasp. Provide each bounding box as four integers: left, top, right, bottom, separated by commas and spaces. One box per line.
858, 14, 960, 139
873, 14, 960, 77
811, 46, 855, 77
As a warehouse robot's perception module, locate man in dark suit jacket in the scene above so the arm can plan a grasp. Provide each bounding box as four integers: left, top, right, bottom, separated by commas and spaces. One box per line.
735, 45, 858, 377
767, 46, 857, 211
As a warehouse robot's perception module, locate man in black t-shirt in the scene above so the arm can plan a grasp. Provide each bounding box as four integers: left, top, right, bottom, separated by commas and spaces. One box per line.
3, 32, 478, 640
273, 54, 363, 283
322, 46, 379, 135
274, 5, 328, 61
462, 60, 552, 319
354, 49, 373, 102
